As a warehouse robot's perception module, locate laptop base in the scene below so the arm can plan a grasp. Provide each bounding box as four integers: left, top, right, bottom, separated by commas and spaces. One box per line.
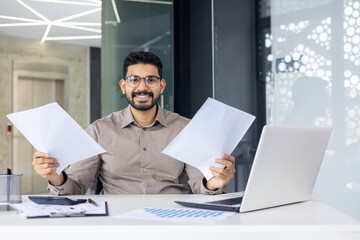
174, 201, 240, 212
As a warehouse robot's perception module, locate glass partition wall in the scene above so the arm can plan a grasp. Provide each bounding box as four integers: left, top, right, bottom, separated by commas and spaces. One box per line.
102, 0, 173, 116
260, 0, 360, 219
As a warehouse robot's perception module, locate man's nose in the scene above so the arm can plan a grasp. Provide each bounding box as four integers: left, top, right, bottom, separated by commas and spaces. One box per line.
137, 78, 148, 90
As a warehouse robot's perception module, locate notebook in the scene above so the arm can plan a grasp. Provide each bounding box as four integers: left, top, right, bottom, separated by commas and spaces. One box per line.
175, 125, 332, 213
13, 200, 108, 218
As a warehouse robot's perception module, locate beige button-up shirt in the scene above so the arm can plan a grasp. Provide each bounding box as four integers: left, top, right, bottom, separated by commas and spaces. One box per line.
48, 105, 223, 195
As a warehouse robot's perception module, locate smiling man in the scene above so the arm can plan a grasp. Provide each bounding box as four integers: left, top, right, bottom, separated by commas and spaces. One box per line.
32, 51, 235, 195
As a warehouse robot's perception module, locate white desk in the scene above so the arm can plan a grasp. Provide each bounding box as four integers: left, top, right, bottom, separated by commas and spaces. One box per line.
1, 194, 360, 240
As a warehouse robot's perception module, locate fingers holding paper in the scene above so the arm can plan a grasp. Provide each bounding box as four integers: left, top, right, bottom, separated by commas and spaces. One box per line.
32, 151, 63, 185
205, 153, 236, 190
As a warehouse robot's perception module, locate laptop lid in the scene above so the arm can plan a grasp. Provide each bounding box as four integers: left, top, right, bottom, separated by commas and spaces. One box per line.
239, 125, 332, 212
175, 126, 332, 213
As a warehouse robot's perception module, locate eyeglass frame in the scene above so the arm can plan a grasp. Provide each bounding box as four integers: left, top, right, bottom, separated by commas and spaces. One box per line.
124, 75, 161, 88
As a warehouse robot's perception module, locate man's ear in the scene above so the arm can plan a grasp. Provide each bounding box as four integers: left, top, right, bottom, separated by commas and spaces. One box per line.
119, 79, 126, 94
160, 79, 166, 94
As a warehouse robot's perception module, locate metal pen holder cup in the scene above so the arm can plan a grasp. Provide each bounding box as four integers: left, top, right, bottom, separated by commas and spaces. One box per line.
0, 173, 23, 203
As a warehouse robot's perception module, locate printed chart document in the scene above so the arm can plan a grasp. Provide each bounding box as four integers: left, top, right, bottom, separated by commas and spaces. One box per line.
162, 98, 255, 180
7, 102, 106, 174
115, 208, 236, 223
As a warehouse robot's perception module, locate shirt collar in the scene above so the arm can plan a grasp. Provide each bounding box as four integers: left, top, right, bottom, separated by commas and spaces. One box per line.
120, 104, 168, 128
155, 105, 168, 127
120, 105, 134, 128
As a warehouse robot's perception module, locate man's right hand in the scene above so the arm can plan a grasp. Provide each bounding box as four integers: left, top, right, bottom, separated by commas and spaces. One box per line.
32, 151, 64, 186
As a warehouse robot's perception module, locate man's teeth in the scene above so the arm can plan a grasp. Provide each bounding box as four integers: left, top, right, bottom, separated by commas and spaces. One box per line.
136, 95, 149, 98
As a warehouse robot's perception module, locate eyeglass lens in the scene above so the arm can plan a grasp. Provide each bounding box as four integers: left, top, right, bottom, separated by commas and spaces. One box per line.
127, 76, 160, 88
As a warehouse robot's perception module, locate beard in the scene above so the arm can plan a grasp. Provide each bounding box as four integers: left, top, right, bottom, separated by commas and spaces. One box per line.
125, 91, 160, 111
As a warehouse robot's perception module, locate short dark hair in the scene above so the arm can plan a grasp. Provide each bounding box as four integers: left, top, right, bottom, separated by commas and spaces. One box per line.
123, 51, 163, 79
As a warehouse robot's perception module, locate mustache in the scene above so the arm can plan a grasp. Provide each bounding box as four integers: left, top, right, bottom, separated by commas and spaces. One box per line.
132, 91, 154, 98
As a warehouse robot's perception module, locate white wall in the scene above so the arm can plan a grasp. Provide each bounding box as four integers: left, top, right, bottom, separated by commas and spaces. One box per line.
268, 0, 360, 219
0, 35, 88, 190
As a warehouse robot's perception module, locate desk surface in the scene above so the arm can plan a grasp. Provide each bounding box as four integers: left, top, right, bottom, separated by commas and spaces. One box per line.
1, 194, 360, 240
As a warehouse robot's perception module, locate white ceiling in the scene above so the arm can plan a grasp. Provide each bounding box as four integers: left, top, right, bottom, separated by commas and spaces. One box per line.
0, 0, 102, 47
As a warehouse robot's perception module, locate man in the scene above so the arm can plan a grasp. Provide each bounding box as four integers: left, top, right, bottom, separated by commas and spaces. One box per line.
32, 51, 235, 195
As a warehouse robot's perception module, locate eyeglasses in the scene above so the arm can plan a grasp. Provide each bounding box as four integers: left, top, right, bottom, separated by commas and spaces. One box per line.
124, 75, 161, 88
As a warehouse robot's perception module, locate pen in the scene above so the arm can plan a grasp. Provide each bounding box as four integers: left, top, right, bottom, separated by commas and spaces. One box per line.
88, 198, 97, 206
50, 211, 86, 217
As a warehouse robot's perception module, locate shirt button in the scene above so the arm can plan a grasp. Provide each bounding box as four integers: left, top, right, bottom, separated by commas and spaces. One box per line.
148, 183, 152, 187
143, 169, 147, 173
143, 147, 147, 151
143, 128, 146, 131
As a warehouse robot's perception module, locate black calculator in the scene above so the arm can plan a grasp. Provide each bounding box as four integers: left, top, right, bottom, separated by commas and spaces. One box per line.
28, 196, 87, 205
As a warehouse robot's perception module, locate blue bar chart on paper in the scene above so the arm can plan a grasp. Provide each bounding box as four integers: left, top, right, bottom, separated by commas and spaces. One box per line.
116, 208, 236, 223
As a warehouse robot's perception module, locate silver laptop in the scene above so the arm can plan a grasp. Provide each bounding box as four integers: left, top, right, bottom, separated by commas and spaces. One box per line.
175, 125, 332, 213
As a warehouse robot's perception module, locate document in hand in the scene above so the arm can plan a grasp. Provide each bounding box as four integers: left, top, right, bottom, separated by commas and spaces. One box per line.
7, 102, 106, 174
161, 98, 255, 180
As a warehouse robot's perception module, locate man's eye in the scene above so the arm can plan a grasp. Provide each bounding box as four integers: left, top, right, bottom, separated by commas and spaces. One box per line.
130, 78, 140, 83
147, 77, 157, 83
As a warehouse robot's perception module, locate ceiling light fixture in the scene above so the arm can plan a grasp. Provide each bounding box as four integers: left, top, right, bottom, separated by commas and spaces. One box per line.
0, 15, 43, 23
61, 22, 101, 27
16, 0, 50, 22
29, 0, 101, 7
0, 23, 46, 27
123, 0, 173, 5
54, 22, 101, 33
41, 24, 51, 42
87, 0, 102, 4
46, 35, 101, 40
53, 8, 101, 23
111, 0, 121, 23
16, 0, 53, 43
0, 1, 102, 43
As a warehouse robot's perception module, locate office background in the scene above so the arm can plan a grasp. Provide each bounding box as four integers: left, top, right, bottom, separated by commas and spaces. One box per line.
0, 0, 359, 220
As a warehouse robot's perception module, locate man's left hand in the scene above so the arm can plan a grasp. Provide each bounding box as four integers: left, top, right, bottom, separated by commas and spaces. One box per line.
205, 153, 236, 191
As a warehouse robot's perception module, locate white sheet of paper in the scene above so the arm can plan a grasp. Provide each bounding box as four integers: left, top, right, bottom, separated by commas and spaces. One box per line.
115, 207, 236, 223
162, 98, 255, 180
7, 102, 106, 174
